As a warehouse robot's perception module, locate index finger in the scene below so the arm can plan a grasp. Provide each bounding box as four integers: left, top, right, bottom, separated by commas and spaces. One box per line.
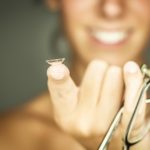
47, 63, 78, 116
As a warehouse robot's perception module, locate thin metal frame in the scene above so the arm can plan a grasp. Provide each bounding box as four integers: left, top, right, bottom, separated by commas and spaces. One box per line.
98, 64, 150, 150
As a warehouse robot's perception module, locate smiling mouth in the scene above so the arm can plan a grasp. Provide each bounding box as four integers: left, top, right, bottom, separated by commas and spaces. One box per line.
91, 29, 131, 46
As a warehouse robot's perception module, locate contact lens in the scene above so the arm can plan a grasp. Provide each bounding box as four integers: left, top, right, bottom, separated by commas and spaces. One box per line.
46, 58, 65, 66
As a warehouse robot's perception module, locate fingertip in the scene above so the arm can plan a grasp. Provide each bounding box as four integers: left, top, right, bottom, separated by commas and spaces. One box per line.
47, 64, 70, 81
123, 61, 143, 84
124, 61, 140, 74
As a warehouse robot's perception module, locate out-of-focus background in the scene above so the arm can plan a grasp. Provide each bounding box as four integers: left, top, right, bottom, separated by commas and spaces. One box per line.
0, 0, 60, 111
0, 0, 149, 112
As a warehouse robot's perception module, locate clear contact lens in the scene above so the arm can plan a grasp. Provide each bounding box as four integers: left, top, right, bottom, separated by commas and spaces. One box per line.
46, 58, 65, 66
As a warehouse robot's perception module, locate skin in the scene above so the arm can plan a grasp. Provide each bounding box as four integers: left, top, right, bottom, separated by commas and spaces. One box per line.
46, 0, 150, 149
0, 0, 150, 150
57, 0, 150, 66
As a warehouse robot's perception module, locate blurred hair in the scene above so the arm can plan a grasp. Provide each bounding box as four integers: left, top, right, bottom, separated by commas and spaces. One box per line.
49, 12, 72, 65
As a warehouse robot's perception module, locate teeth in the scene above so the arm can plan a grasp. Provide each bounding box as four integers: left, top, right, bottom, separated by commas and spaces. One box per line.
92, 31, 127, 45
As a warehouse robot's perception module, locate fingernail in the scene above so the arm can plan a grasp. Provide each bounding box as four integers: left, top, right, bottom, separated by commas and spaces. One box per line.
124, 61, 139, 74
47, 64, 68, 80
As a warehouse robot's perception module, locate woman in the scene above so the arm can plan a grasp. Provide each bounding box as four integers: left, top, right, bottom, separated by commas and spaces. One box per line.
0, 0, 150, 150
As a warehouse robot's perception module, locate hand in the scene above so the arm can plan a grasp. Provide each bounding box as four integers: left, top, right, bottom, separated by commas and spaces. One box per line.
47, 59, 123, 149
109, 61, 150, 150
47, 60, 150, 150
113, 62, 150, 150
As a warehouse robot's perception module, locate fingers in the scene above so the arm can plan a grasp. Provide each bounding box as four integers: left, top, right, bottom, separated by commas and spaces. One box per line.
79, 60, 108, 109
47, 63, 78, 116
122, 61, 145, 137
97, 66, 123, 123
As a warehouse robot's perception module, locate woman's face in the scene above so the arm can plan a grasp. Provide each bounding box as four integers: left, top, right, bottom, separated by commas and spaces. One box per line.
51, 0, 150, 66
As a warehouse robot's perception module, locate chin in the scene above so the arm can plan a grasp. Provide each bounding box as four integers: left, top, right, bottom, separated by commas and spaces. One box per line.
80, 52, 142, 67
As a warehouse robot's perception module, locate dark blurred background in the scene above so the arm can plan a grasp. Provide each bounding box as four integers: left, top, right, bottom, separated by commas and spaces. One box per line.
0, 0, 59, 111
0, 0, 149, 112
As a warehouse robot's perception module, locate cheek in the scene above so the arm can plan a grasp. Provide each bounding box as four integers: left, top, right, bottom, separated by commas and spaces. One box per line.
61, 0, 94, 20
130, 0, 150, 20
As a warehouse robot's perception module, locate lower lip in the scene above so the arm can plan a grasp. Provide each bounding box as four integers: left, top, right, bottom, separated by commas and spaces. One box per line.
90, 33, 131, 49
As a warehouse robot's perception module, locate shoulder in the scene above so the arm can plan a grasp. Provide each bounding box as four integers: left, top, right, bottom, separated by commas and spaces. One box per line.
0, 92, 51, 149
0, 91, 53, 128
0, 92, 85, 150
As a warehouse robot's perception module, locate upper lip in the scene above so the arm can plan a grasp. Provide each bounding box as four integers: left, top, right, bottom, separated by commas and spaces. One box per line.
90, 26, 131, 32
89, 21, 132, 31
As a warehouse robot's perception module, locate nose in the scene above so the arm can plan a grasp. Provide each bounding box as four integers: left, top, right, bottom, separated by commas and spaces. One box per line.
101, 0, 124, 20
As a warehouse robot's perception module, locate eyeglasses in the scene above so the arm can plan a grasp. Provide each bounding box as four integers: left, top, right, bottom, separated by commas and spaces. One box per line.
98, 64, 150, 150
